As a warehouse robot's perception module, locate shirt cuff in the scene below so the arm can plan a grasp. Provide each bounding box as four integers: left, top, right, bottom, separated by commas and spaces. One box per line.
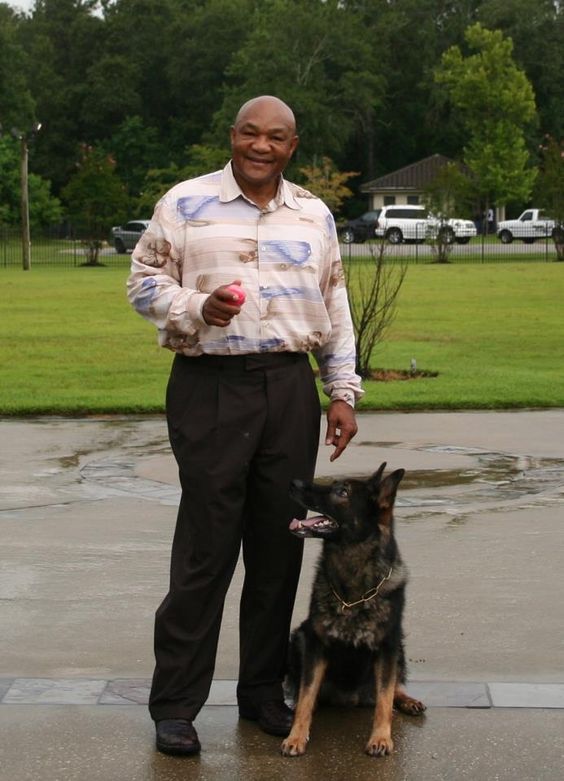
330, 390, 357, 409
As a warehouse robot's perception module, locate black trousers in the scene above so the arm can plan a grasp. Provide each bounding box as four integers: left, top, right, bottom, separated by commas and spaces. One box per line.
149, 352, 321, 722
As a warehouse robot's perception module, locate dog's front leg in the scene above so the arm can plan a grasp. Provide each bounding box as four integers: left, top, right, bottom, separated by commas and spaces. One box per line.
281, 657, 327, 757
365, 657, 397, 757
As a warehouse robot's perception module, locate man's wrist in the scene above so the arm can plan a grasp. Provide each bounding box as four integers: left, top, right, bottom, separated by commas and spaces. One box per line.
330, 393, 355, 409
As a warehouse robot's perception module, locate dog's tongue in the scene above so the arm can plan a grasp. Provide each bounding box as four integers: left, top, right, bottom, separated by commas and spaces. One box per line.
289, 515, 328, 531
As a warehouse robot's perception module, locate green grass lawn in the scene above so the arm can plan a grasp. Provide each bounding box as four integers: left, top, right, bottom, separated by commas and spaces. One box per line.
0, 263, 562, 415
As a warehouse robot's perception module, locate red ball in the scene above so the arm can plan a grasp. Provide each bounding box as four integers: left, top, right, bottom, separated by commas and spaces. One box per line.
227, 284, 246, 305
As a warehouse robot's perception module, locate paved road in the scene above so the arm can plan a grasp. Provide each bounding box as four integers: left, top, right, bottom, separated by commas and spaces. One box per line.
339, 238, 556, 259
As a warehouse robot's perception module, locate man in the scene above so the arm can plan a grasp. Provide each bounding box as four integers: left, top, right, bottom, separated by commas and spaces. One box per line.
127, 95, 363, 756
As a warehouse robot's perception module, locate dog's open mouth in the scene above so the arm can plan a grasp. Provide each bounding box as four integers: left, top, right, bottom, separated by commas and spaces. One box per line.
289, 515, 339, 538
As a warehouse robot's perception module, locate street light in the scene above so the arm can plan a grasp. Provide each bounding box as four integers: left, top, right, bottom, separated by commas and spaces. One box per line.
10, 122, 42, 271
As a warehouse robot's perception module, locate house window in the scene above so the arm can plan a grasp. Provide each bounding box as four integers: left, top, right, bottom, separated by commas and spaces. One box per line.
384, 195, 396, 205
407, 195, 419, 204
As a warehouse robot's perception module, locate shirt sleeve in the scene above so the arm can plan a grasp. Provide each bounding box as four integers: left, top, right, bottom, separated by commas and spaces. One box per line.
312, 211, 364, 407
126, 195, 209, 340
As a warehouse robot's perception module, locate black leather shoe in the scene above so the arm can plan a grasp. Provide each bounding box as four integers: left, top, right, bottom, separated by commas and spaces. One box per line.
238, 699, 294, 737
155, 719, 201, 756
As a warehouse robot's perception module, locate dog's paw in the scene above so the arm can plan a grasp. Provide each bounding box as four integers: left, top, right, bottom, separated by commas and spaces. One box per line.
394, 689, 427, 716
397, 696, 426, 716
281, 735, 308, 757
365, 735, 394, 757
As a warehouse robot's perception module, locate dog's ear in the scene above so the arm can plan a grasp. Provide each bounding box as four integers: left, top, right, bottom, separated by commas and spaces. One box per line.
375, 468, 405, 510
370, 462, 387, 485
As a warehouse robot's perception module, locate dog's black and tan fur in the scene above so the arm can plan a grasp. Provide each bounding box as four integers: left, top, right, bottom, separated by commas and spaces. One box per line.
281, 463, 425, 757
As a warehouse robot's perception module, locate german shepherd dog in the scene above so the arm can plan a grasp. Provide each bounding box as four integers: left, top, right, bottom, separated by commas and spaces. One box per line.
281, 463, 425, 757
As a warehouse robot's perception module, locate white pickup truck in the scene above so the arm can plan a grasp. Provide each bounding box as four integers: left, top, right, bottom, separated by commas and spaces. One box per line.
496, 209, 556, 244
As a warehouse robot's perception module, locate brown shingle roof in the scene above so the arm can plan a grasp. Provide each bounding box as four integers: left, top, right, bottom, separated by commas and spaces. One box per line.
360, 154, 455, 192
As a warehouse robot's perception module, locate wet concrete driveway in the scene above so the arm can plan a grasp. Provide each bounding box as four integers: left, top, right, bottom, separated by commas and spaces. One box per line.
1, 410, 563, 779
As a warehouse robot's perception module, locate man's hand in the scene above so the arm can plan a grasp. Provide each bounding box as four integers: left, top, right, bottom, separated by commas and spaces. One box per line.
325, 400, 358, 462
202, 280, 244, 327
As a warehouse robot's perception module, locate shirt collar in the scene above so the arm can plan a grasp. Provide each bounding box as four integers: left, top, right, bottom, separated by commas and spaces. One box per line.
219, 161, 301, 211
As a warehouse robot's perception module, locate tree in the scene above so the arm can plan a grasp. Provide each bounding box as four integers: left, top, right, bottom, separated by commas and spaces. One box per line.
165, 0, 254, 150
423, 161, 473, 263
477, 0, 564, 141
298, 158, 357, 215
434, 23, 538, 215
18, 0, 107, 191
61, 144, 128, 265
343, 244, 407, 379
0, 4, 35, 131
535, 135, 564, 261
211, 0, 384, 172
135, 144, 229, 214
0, 136, 62, 228
105, 115, 165, 202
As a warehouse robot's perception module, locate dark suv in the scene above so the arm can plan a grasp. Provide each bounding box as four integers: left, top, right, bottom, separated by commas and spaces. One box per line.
338, 210, 380, 244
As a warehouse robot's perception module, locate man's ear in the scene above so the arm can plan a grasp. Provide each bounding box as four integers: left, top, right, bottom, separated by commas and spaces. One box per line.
289, 134, 299, 157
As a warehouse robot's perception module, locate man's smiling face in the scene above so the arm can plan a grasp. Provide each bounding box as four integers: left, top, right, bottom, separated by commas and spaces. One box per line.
230, 97, 298, 203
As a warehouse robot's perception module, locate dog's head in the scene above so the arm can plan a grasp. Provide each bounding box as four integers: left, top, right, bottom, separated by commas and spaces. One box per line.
289, 462, 404, 543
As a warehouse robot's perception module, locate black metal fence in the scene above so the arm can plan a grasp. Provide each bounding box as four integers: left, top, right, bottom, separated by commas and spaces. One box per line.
0, 225, 561, 267
339, 223, 561, 264
0, 226, 131, 268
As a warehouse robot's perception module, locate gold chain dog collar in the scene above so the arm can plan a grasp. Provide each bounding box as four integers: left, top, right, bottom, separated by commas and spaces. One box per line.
331, 567, 393, 612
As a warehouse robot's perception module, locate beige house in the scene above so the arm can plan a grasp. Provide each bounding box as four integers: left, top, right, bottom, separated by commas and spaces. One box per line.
360, 153, 455, 210
360, 153, 504, 223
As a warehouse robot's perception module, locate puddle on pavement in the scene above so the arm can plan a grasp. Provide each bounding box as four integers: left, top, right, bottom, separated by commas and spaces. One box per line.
46, 431, 564, 512
315, 449, 564, 507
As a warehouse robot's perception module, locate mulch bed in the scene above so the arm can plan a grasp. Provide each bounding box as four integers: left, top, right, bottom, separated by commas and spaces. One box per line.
368, 368, 439, 381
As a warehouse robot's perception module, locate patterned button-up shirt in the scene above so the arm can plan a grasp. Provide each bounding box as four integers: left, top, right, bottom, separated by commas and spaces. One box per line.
127, 162, 363, 406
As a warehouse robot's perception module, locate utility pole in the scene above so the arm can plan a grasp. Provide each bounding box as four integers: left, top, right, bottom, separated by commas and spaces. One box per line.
20, 134, 31, 270
11, 122, 42, 271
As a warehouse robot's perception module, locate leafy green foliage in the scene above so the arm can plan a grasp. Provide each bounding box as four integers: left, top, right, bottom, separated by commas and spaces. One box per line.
0, 136, 62, 228
535, 135, 564, 259
0, 4, 35, 130
210, 0, 385, 168
104, 115, 166, 201
61, 144, 128, 263
134, 144, 230, 214
2, 0, 564, 220
435, 23, 537, 210
298, 158, 357, 214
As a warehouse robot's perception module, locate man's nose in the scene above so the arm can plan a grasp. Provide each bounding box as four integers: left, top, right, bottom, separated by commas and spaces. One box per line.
251, 134, 270, 151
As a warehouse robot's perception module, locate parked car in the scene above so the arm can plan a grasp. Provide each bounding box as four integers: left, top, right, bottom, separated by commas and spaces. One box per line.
372, 205, 428, 243
111, 220, 150, 253
338, 210, 380, 244
426, 215, 477, 244
496, 209, 556, 244
372, 205, 476, 244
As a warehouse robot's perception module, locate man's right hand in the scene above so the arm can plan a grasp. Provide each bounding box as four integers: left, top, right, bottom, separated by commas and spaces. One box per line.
202, 280, 244, 327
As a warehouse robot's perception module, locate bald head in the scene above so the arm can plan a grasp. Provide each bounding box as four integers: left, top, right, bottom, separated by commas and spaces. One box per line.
229, 95, 299, 207
234, 96, 296, 134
